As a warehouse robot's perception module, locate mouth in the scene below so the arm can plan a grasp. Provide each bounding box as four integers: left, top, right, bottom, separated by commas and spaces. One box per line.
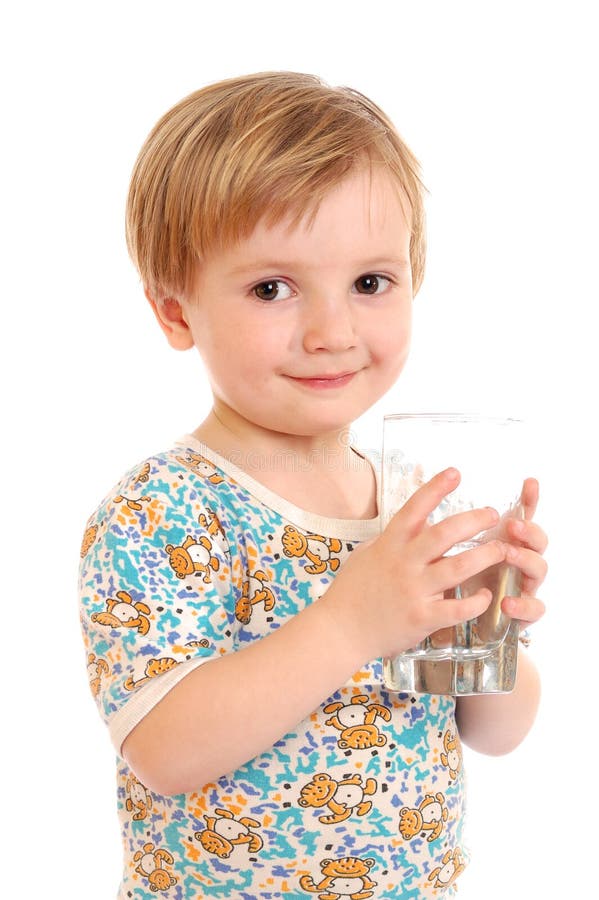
286, 371, 357, 390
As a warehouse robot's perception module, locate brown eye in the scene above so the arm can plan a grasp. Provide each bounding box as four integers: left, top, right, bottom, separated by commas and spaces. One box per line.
354, 274, 390, 295
253, 280, 293, 302
254, 281, 279, 301
356, 275, 379, 294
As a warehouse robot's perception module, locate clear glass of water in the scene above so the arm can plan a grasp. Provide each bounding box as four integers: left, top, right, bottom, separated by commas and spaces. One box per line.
381, 413, 525, 694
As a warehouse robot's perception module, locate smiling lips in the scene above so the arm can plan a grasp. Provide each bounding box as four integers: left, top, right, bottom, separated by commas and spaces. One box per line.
287, 372, 357, 389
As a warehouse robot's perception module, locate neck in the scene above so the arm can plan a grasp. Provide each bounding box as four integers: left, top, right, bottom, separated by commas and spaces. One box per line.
191, 408, 377, 520
193, 409, 358, 476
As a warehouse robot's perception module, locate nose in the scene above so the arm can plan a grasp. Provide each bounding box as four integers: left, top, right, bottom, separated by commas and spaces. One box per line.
301, 295, 358, 354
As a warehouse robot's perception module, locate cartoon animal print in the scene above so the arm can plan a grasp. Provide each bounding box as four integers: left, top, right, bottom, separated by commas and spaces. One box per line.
132, 842, 177, 892
165, 535, 220, 583
175, 451, 224, 484
113, 492, 152, 512
195, 808, 263, 859
135, 462, 151, 484
125, 774, 153, 821
80, 523, 98, 558
235, 570, 276, 624
112, 463, 154, 510
300, 856, 377, 899
440, 729, 462, 780
198, 507, 226, 541
298, 772, 377, 824
91, 591, 151, 635
398, 792, 448, 843
87, 652, 109, 697
281, 525, 342, 575
124, 657, 178, 691
427, 848, 465, 889
324, 694, 391, 750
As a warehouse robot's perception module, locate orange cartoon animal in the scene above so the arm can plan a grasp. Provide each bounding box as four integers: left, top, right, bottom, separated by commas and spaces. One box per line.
281, 525, 342, 575
132, 842, 177, 892
125, 774, 153, 821
427, 848, 465, 889
113, 492, 152, 512
300, 856, 377, 899
195, 808, 263, 859
165, 535, 220, 583
80, 523, 98, 558
298, 772, 378, 824
398, 792, 448, 842
87, 652, 109, 697
135, 462, 151, 484
175, 451, 224, 483
124, 657, 178, 691
440, 729, 462, 780
112, 462, 154, 510
324, 694, 391, 750
198, 507, 226, 540
235, 570, 276, 624
184, 639, 211, 650
91, 591, 151, 635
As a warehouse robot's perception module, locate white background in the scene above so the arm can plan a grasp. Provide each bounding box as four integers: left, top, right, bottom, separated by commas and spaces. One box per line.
3, 1, 597, 897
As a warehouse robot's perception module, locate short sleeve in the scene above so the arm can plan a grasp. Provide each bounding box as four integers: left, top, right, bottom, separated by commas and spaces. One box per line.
79, 454, 237, 753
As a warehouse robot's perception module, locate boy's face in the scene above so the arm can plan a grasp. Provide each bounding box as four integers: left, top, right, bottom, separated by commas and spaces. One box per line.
172, 166, 413, 446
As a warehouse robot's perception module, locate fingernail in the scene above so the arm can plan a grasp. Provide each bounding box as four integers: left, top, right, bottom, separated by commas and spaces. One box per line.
446, 467, 460, 481
506, 545, 519, 562
512, 520, 525, 535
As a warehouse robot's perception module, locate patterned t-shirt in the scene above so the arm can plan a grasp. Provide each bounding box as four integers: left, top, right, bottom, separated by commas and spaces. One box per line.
79, 437, 467, 899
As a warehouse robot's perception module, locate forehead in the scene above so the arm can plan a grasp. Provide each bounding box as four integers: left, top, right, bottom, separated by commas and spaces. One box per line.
299, 165, 410, 233
218, 167, 411, 275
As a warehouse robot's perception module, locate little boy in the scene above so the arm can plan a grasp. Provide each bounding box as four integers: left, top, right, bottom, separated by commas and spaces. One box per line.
79, 72, 547, 899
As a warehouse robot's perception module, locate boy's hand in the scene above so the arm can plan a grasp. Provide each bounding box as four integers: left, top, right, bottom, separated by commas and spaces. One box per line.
326, 468, 509, 661
501, 477, 548, 630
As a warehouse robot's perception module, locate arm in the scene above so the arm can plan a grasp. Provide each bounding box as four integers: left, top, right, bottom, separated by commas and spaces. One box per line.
123, 593, 364, 795
456, 478, 547, 755
123, 469, 507, 795
456, 649, 541, 755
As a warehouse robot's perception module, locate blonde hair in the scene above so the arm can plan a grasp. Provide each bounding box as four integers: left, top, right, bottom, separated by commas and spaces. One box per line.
126, 71, 426, 298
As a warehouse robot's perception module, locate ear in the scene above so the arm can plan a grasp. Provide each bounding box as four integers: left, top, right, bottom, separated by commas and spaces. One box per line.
145, 288, 194, 351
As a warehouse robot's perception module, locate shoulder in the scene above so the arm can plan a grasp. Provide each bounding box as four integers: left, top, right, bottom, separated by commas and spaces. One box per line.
83, 445, 232, 519
79, 445, 234, 558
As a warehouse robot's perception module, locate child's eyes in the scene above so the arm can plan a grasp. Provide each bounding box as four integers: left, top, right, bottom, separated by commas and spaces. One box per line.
251, 273, 391, 302
352, 274, 391, 295
252, 280, 293, 302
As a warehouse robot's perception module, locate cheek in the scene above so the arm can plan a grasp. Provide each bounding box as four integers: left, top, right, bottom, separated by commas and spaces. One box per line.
197, 333, 273, 398
197, 315, 286, 362
373, 316, 411, 370
195, 324, 248, 374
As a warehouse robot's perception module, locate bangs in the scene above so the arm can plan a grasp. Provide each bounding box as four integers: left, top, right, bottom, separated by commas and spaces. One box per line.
126, 73, 426, 299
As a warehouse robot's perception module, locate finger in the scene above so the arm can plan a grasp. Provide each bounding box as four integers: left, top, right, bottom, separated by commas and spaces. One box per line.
418, 506, 500, 558
506, 518, 548, 554
506, 545, 548, 586
519, 477, 539, 520
427, 588, 494, 631
428, 539, 507, 595
502, 594, 546, 626
389, 467, 461, 538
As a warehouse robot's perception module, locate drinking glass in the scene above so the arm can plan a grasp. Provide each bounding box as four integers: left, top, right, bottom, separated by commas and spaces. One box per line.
381, 414, 525, 694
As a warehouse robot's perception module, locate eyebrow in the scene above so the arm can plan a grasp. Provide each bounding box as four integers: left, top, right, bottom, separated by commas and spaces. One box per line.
229, 256, 411, 276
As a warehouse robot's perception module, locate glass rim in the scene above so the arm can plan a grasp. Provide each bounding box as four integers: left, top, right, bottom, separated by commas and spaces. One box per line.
383, 412, 524, 425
